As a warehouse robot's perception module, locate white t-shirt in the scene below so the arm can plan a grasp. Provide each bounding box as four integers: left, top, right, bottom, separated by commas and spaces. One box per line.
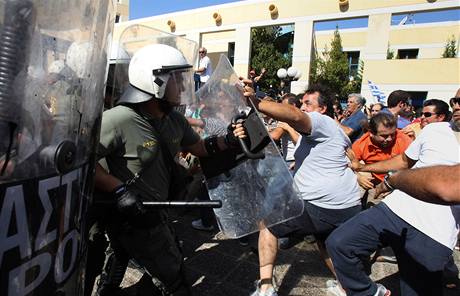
281, 133, 296, 162
383, 122, 460, 249
198, 56, 212, 83
293, 112, 360, 209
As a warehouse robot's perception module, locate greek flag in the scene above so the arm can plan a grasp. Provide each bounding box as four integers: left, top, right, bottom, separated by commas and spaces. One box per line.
368, 80, 386, 104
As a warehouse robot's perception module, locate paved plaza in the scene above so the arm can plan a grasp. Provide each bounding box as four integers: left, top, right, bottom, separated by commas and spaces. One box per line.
111, 211, 460, 296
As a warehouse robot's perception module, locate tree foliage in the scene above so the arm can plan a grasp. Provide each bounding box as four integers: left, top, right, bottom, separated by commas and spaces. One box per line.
310, 28, 362, 99
250, 26, 291, 91
442, 35, 458, 58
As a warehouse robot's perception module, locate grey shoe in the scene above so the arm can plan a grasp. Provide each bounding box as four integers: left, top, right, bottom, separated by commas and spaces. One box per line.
250, 280, 278, 296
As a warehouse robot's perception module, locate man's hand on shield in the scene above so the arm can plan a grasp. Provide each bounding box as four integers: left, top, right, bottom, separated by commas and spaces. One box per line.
225, 121, 246, 149
238, 77, 260, 110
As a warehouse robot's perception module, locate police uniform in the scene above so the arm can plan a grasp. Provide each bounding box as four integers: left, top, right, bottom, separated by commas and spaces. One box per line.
97, 104, 200, 292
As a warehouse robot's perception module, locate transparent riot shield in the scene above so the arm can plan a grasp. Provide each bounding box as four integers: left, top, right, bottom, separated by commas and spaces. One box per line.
112, 25, 198, 107
194, 55, 304, 238
0, 1, 114, 295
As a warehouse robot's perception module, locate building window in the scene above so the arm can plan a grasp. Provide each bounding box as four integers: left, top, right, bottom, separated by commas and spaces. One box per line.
115, 14, 120, 23
228, 42, 235, 66
345, 51, 360, 76
397, 49, 418, 59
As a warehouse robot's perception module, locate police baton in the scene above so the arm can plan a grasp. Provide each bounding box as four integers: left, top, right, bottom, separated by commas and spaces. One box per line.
94, 200, 222, 208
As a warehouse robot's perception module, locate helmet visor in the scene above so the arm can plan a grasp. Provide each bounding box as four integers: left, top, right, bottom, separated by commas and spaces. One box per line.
164, 68, 194, 106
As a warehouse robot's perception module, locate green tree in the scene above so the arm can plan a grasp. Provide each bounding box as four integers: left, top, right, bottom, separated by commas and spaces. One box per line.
250, 26, 291, 91
309, 28, 355, 98
442, 35, 458, 58
387, 43, 395, 59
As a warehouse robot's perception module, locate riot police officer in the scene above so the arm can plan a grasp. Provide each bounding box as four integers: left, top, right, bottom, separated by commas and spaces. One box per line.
94, 43, 245, 295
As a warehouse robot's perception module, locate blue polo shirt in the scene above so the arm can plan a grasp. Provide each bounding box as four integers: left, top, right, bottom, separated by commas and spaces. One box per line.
342, 109, 367, 143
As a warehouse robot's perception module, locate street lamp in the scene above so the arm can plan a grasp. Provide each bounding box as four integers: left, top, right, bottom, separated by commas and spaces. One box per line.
277, 66, 302, 94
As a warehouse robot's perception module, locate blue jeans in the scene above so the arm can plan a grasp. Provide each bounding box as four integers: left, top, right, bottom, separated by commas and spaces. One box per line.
326, 203, 453, 296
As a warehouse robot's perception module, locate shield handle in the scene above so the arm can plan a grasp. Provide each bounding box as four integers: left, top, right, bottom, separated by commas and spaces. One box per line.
232, 113, 265, 159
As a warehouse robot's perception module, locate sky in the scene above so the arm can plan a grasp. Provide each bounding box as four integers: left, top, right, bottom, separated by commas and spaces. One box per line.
130, 0, 242, 20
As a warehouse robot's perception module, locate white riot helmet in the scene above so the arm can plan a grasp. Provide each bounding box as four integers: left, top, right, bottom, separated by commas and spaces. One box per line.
66, 42, 92, 78
118, 44, 193, 105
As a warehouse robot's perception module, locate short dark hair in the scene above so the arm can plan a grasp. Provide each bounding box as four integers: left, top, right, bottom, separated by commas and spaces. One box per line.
305, 83, 334, 118
423, 99, 450, 121
449, 97, 460, 108
281, 93, 302, 108
369, 112, 397, 134
387, 90, 410, 108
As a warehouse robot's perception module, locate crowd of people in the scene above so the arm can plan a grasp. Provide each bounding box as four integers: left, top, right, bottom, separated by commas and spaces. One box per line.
85, 40, 460, 296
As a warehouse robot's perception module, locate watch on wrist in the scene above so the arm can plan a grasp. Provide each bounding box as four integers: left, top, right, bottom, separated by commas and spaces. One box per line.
383, 174, 395, 191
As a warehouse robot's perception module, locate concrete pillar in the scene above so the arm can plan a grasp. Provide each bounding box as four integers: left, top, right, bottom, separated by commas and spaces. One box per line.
362, 13, 392, 61
361, 13, 391, 102
233, 27, 251, 78
290, 20, 314, 94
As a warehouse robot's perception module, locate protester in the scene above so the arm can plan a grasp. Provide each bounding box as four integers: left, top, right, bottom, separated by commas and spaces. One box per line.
244, 84, 361, 296
333, 100, 345, 122
340, 93, 367, 142
402, 99, 450, 139
381, 90, 412, 129
351, 112, 412, 206
327, 98, 460, 295
249, 67, 267, 91
269, 93, 301, 169
369, 103, 384, 117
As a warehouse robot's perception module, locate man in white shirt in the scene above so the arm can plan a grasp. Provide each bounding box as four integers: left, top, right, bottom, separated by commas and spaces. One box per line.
326, 100, 460, 296
195, 47, 212, 88
247, 84, 361, 296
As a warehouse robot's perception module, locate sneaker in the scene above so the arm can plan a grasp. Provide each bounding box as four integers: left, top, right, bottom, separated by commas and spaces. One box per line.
326, 284, 346, 296
250, 280, 278, 296
374, 283, 391, 296
191, 219, 214, 231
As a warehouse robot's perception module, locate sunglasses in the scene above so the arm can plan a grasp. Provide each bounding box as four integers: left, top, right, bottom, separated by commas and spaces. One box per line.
199, 51, 205, 53
421, 112, 438, 118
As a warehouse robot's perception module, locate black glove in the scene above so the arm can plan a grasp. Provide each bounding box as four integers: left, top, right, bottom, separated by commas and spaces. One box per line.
113, 185, 145, 217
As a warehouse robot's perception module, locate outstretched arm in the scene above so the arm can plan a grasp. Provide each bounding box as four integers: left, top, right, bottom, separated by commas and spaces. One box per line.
351, 153, 416, 174
375, 164, 460, 205
249, 97, 313, 135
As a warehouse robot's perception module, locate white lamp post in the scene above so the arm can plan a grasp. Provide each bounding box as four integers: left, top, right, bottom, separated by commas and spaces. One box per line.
277, 66, 301, 94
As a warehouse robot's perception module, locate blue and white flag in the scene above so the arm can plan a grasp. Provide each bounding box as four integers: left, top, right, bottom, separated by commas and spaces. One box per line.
368, 80, 386, 104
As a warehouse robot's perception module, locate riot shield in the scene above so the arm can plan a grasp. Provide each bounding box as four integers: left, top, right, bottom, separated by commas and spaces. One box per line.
194, 55, 304, 238
112, 25, 198, 107
0, 1, 114, 295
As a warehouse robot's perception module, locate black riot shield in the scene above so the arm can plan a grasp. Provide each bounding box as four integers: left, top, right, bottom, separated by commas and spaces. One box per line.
193, 55, 304, 238
0, 1, 114, 295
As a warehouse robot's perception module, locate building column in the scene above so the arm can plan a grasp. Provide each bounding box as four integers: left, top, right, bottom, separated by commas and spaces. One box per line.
233, 26, 251, 78
290, 20, 314, 94
362, 13, 392, 61
360, 13, 392, 102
